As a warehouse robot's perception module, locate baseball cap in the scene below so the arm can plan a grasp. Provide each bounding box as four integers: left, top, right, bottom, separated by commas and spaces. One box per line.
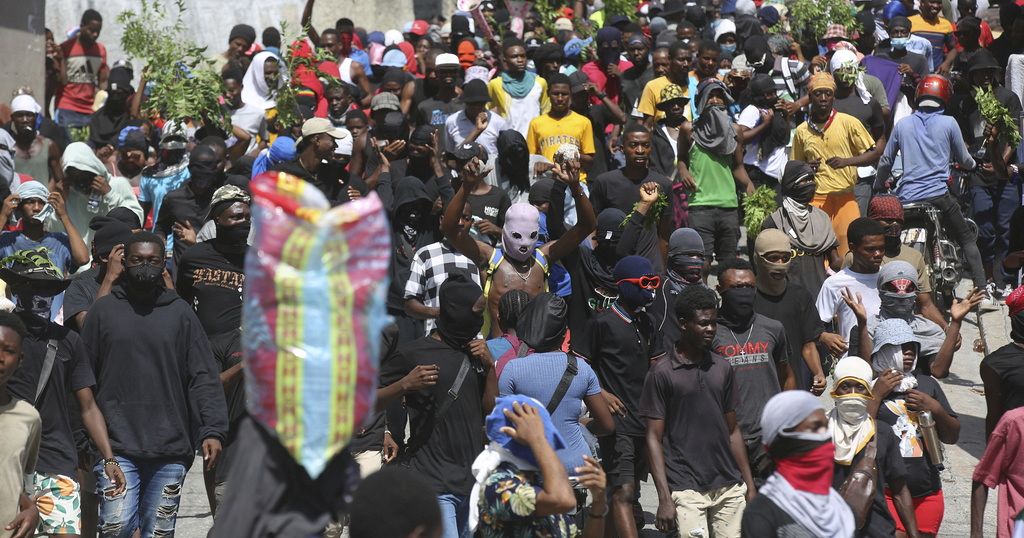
382, 49, 408, 68
554, 17, 574, 31
298, 117, 348, 145
568, 71, 590, 94
410, 19, 430, 37
371, 92, 401, 111
655, 84, 689, 109
435, 53, 460, 69
460, 79, 491, 104
447, 141, 486, 162
334, 127, 354, 156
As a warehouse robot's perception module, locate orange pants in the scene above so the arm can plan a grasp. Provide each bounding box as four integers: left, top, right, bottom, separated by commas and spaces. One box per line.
811, 191, 860, 257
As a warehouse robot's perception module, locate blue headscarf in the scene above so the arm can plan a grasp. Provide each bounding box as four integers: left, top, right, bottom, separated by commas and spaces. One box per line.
485, 395, 567, 466
251, 136, 297, 178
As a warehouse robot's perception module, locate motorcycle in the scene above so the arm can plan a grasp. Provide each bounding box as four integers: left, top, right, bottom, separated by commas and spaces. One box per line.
899, 171, 978, 312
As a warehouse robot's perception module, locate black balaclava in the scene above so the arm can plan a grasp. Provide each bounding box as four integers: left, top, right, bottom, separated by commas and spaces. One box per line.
436, 273, 484, 349
188, 145, 224, 196
720, 286, 756, 329
781, 160, 816, 204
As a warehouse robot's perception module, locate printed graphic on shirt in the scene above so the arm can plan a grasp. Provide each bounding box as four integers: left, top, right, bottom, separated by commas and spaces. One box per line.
714, 341, 772, 370
885, 399, 925, 458
190, 267, 245, 293
535, 134, 584, 157
65, 55, 104, 86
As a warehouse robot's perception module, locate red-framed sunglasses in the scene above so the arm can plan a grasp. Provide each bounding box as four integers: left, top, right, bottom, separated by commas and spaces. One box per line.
617, 276, 661, 290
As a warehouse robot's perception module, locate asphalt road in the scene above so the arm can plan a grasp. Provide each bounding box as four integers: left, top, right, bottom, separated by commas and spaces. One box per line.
174, 293, 1005, 538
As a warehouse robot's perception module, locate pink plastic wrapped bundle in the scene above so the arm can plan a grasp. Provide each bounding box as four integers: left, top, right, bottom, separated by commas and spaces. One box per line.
243, 172, 390, 477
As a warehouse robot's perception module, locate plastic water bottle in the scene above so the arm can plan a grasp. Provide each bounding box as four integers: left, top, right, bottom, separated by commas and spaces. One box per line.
86, 190, 102, 213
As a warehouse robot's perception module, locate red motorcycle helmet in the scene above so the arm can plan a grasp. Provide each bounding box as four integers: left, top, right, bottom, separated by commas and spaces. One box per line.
915, 74, 953, 107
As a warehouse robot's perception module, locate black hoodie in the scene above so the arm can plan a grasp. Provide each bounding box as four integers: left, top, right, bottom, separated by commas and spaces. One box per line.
81, 285, 228, 462
383, 176, 439, 313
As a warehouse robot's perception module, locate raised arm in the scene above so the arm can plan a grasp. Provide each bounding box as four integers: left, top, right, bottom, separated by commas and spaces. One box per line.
302, 0, 321, 45
440, 159, 491, 266
542, 162, 596, 263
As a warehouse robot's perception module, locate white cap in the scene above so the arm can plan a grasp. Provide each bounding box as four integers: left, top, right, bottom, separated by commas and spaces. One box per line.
11, 95, 41, 115
334, 127, 353, 156
435, 53, 460, 68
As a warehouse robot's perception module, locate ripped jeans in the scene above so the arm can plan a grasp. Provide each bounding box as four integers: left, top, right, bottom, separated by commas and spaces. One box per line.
94, 457, 187, 538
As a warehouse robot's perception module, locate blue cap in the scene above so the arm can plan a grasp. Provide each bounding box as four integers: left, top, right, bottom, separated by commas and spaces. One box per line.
486, 395, 567, 466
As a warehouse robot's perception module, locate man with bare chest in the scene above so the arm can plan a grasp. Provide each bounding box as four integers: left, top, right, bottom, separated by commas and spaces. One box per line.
441, 148, 596, 338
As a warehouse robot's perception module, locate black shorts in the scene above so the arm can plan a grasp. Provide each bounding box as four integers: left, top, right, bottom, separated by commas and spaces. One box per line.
598, 432, 649, 488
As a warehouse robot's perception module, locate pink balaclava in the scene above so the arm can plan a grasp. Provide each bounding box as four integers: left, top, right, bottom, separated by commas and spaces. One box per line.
502, 203, 540, 262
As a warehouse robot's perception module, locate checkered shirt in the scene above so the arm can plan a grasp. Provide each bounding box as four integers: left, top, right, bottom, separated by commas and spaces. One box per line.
404, 241, 482, 334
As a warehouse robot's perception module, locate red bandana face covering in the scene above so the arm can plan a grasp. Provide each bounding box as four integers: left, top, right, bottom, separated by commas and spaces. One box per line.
773, 441, 837, 495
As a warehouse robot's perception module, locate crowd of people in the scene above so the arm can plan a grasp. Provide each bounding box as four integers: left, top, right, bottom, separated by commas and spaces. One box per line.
3, 0, 1024, 537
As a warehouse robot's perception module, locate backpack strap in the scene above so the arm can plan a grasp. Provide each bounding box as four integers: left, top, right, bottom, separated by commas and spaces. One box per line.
546, 354, 579, 414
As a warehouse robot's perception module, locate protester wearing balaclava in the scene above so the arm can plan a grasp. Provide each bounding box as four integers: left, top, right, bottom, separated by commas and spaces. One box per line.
829, 356, 876, 466
502, 203, 541, 263
0, 247, 72, 321
874, 261, 946, 356
666, 228, 706, 292
755, 390, 856, 538
743, 35, 774, 75
579, 208, 625, 312
614, 255, 658, 312
436, 272, 485, 350
765, 160, 838, 296
581, 27, 629, 106
754, 228, 792, 297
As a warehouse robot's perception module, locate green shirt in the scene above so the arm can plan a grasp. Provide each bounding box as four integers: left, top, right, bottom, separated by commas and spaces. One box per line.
688, 144, 737, 208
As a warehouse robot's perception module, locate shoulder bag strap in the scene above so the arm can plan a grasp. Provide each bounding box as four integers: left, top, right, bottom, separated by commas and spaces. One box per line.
546, 354, 579, 414
432, 356, 472, 426
34, 339, 60, 405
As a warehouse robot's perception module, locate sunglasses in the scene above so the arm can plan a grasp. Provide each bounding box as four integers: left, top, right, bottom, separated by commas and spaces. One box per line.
617, 275, 661, 290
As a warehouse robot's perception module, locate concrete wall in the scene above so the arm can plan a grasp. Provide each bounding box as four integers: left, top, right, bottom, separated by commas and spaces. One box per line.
44, 0, 423, 73
0, 0, 46, 106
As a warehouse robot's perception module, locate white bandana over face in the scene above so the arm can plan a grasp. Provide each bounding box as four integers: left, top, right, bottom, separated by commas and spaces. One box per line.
502, 203, 540, 262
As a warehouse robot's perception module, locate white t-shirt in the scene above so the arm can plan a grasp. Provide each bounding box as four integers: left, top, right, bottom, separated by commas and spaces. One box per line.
505, 83, 544, 137
815, 268, 882, 357
738, 105, 789, 180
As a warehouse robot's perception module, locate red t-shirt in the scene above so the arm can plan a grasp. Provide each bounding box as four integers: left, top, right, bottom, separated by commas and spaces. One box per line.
55, 38, 108, 115
973, 407, 1024, 538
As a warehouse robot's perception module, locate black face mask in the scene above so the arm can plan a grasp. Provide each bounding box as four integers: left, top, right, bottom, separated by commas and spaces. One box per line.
720, 287, 756, 325
189, 162, 222, 194
786, 180, 816, 204
125, 264, 163, 289
216, 222, 250, 246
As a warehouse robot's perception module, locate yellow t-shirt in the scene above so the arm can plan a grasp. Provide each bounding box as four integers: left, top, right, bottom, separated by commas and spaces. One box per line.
791, 111, 875, 194
526, 111, 597, 179
637, 76, 674, 122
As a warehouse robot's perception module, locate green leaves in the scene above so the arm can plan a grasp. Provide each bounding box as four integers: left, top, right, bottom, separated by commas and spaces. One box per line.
117, 0, 229, 131
742, 185, 778, 239
785, 0, 860, 43
973, 85, 1023, 148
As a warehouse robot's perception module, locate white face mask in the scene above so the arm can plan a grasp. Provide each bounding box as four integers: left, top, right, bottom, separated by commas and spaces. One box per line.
834, 396, 869, 424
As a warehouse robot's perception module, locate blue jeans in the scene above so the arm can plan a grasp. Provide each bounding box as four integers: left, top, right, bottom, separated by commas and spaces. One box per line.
972, 180, 1022, 284
94, 457, 187, 538
437, 493, 470, 538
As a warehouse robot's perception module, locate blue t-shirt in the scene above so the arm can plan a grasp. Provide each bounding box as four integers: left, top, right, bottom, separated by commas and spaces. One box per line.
0, 231, 74, 320
498, 351, 602, 474
139, 166, 191, 232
